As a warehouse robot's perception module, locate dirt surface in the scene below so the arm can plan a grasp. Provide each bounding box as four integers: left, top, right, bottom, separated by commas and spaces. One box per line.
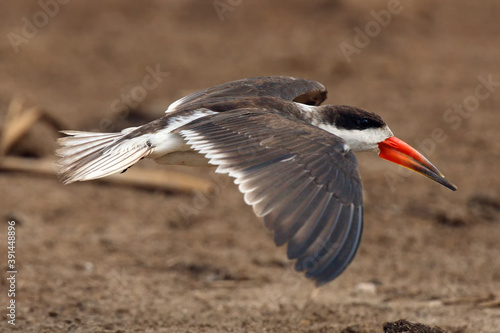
1, 1, 500, 332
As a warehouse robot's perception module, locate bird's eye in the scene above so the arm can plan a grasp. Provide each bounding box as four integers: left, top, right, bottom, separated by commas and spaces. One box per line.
359, 118, 371, 129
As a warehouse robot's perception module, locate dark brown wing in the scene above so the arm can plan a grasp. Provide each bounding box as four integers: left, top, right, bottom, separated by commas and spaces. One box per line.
176, 109, 363, 286
167, 76, 327, 113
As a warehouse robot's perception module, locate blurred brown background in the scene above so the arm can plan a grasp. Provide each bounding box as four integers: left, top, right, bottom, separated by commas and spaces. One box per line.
1, 1, 499, 332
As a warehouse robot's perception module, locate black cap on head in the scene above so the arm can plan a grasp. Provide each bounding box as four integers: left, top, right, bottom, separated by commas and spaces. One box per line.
324, 105, 386, 130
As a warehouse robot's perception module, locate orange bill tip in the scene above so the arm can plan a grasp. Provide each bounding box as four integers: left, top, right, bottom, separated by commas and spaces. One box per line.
378, 136, 457, 191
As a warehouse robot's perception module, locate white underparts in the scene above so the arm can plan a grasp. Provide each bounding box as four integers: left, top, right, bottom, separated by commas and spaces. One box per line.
150, 110, 217, 159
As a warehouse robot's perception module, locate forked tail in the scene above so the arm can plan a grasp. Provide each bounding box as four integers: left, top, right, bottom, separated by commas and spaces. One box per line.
56, 130, 152, 184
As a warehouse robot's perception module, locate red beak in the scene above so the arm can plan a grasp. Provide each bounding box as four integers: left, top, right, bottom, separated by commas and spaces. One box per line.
378, 136, 457, 191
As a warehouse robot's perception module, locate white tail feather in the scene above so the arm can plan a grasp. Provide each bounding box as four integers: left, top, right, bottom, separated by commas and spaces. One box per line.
57, 130, 152, 184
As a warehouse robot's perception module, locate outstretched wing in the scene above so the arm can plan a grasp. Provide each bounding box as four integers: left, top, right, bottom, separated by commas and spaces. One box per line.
167, 76, 328, 113
176, 108, 363, 286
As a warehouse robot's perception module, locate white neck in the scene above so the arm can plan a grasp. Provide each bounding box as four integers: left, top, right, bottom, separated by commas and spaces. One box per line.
317, 124, 393, 152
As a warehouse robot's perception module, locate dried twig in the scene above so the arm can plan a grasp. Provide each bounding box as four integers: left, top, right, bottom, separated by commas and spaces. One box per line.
0, 97, 65, 158
0, 156, 213, 193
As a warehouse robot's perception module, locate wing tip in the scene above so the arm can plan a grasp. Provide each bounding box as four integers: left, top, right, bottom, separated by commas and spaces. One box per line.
293, 204, 363, 286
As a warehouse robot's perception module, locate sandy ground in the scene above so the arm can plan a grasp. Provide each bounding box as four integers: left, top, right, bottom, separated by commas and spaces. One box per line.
1, 1, 500, 332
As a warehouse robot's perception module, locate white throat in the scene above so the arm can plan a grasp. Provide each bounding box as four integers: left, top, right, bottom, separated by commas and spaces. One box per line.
317, 124, 393, 152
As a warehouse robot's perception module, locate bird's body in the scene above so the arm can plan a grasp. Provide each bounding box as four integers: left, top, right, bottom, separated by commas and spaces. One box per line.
57, 76, 456, 285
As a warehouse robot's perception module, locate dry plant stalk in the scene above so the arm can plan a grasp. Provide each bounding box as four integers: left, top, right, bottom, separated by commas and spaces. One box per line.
0, 97, 214, 193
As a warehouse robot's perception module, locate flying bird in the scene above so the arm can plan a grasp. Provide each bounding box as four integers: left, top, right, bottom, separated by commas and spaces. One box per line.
57, 76, 457, 286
